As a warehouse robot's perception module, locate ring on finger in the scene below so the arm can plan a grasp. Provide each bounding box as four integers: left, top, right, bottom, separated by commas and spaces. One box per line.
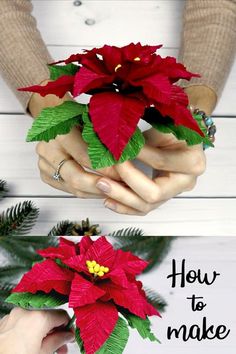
52, 158, 72, 182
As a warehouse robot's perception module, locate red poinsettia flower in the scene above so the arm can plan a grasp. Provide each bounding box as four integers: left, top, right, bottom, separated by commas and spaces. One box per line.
12, 236, 159, 354
18, 43, 203, 161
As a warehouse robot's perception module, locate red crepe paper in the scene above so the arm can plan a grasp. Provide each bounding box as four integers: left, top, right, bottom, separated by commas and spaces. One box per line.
20, 42, 204, 162
12, 236, 160, 354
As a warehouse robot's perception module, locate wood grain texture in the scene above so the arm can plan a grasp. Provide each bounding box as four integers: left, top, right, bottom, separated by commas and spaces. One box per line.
0, 197, 235, 236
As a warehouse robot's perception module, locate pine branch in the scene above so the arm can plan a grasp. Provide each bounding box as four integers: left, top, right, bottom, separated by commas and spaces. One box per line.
108, 227, 144, 237
111, 236, 175, 272
0, 284, 15, 317
144, 287, 167, 313
0, 265, 30, 284
48, 218, 100, 236
0, 180, 8, 199
0, 236, 58, 267
0, 201, 39, 236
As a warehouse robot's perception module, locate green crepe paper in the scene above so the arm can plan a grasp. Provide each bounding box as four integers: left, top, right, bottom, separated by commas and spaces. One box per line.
6, 291, 68, 309
48, 63, 79, 81
27, 101, 86, 142
144, 108, 214, 147
82, 111, 145, 170
96, 317, 129, 354
123, 312, 160, 343
75, 317, 129, 354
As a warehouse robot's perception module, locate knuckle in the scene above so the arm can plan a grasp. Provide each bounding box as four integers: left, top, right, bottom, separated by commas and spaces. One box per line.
142, 203, 152, 214
145, 189, 161, 204
185, 177, 197, 191
190, 151, 206, 176
36, 142, 46, 156
71, 177, 80, 190
75, 190, 87, 199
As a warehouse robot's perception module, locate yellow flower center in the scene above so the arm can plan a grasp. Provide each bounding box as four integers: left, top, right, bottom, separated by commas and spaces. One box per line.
86, 260, 109, 277
134, 57, 141, 61
114, 64, 122, 72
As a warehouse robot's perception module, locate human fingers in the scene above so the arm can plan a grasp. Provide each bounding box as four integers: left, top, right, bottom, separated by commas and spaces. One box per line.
137, 144, 206, 175
58, 126, 121, 181
117, 161, 197, 203
41, 331, 74, 354
104, 197, 166, 215
36, 142, 106, 197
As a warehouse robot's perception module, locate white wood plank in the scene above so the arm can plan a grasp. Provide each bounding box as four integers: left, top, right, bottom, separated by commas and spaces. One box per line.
0, 115, 235, 197
0, 44, 235, 115
0, 197, 235, 235
32, 0, 184, 47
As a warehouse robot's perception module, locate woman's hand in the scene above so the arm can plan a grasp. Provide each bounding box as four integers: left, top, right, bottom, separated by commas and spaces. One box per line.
29, 83, 121, 198
96, 129, 206, 215
0, 308, 74, 354
95, 85, 216, 215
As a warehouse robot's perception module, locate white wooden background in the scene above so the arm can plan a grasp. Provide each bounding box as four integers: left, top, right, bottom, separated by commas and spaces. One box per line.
0, 0, 236, 235
1, 237, 235, 354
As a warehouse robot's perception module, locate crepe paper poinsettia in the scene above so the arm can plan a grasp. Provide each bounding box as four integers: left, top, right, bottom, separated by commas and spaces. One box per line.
19, 42, 214, 169
6, 236, 161, 354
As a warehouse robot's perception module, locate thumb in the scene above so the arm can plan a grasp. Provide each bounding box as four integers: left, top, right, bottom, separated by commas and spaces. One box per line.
41, 331, 75, 354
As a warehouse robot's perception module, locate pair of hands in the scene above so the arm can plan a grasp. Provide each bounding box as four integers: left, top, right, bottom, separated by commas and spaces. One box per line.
29, 85, 215, 216
0, 308, 74, 354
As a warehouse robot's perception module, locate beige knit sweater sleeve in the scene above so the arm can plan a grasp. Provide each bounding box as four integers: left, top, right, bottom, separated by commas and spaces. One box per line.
178, 0, 236, 100
0, 0, 53, 110
0, 0, 236, 111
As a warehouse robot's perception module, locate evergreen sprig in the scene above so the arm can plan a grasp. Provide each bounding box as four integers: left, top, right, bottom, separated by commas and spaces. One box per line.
111, 235, 174, 272
48, 218, 101, 236
0, 179, 8, 199
0, 201, 39, 236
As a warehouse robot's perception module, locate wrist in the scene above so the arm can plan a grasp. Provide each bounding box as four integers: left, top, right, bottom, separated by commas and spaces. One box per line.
28, 79, 72, 118
184, 85, 217, 116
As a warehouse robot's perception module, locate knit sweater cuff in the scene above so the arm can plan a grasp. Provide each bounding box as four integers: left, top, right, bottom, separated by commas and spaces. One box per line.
0, 0, 53, 111
178, 0, 236, 101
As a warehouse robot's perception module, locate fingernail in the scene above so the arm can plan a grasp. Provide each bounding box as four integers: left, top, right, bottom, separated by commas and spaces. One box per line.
96, 181, 111, 193
104, 201, 117, 211
65, 332, 75, 342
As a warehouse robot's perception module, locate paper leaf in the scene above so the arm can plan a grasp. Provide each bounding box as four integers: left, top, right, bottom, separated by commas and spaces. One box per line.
123, 312, 160, 343
27, 101, 86, 142
96, 317, 129, 354
82, 112, 145, 169
6, 291, 68, 309
144, 108, 214, 147
48, 63, 79, 81
75, 328, 86, 354
75, 302, 118, 354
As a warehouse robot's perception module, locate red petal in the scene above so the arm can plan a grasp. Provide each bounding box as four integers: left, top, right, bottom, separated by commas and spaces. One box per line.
73, 67, 113, 96
18, 75, 75, 98
100, 282, 157, 319
79, 236, 94, 255
85, 236, 116, 269
12, 259, 74, 295
51, 53, 83, 65
75, 302, 118, 354
131, 74, 171, 104
105, 268, 129, 288
154, 56, 200, 82
69, 273, 105, 308
96, 45, 122, 73
121, 42, 162, 62
63, 254, 87, 273
37, 237, 77, 260
114, 249, 149, 275
90, 92, 145, 160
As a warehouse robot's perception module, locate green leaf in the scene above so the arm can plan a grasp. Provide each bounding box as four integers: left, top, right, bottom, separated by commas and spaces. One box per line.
6, 291, 68, 309
75, 328, 85, 354
96, 317, 129, 354
27, 101, 87, 142
123, 312, 160, 343
143, 107, 214, 147
48, 63, 78, 81
82, 112, 145, 169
